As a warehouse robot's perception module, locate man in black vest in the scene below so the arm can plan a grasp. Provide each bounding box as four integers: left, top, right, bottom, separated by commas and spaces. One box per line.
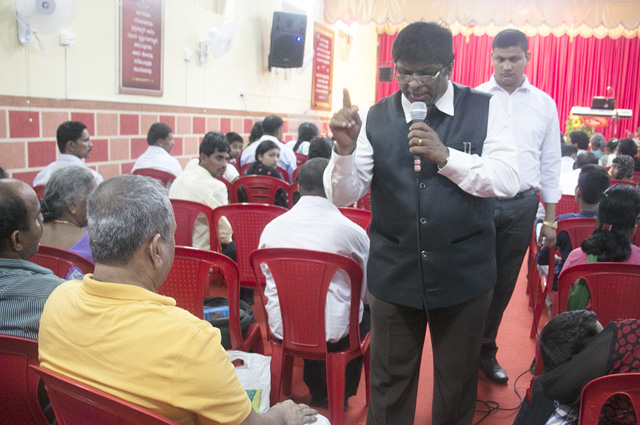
325, 22, 519, 425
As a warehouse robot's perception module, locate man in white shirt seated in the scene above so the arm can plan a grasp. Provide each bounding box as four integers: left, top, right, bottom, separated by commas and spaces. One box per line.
131, 122, 182, 177
33, 121, 103, 188
258, 158, 370, 408
240, 115, 297, 182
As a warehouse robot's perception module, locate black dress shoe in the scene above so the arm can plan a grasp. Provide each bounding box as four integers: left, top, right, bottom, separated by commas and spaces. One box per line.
479, 356, 509, 384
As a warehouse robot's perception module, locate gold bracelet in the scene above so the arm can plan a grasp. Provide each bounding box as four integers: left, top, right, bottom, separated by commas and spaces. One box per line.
542, 220, 558, 230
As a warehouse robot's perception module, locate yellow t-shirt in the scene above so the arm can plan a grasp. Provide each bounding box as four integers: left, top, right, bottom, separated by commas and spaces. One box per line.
39, 275, 252, 425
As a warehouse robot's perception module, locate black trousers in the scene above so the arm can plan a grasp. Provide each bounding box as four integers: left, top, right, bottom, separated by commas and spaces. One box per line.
303, 306, 371, 400
482, 191, 538, 358
366, 290, 493, 425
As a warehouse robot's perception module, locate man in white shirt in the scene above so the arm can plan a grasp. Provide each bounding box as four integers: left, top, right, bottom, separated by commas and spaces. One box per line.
168, 132, 234, 259
259, 158, 370, 408
33, 121, 103, 188
240, 115, 297, 182
476, 29, 561, 385
131, 122, 182, 177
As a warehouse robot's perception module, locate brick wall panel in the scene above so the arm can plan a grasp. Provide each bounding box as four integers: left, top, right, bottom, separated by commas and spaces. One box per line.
96, 163, 120, 179
206, 117, 219, 132
243, 118, 254, 133
193, 116, 206, 135
140, 114, 159, 135
184, 136, 199, 156
131, 137, 148, 159
220, 118, 231, 133
12, 170, 39, 185
97, 113, 118, 136
110, 138, 131, 161
172, 137, 183, 156
0, 110, 7, 138
159, 115, 174, 129
42, 111, 69, 138
178, 157, 192, 168
71, 112, 95, 135
9, 111, 40, 138
121, 161, 136, 174
1, 141, 27, 170
231, 118, 243, 133
120, 114, 139, 135
85, 138, 108, 163
176, 116, 191, 134
28, 141, 57, 167
282, 120, 289, 133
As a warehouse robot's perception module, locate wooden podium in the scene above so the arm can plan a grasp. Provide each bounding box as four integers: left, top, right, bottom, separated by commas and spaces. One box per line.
571, 106, 632, 137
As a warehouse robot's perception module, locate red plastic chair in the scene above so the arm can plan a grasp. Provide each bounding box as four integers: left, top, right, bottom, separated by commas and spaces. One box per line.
295, 152, 307, 167
250, 248, 370, 425
211, 204, 288, 288
169, 199, 220, 251
555, 194, 581, 216
610, 179, 637, 187
132, 168, 176, 188
355, 190, 371, 210
288, 182, 300, 206
0, 335, 49, 425
216, 177, 237, 204
633, 172, 640, 184
33, 185, 46, 199
557, 262, 640, 325
31, 365, 179, 425
276, 166, 290, 184
232, 175, 292, 208
338, 207, 372, 234
579, 373, 640, 424
530, 217, 597, 337
29, 245, 95, 279
158, 246, 263, 353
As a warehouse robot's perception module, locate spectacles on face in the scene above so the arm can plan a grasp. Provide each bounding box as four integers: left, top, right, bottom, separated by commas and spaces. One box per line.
395, 67, 445, 85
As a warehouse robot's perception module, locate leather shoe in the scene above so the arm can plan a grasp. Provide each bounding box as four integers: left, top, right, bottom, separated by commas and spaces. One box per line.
479, 356, 508, 384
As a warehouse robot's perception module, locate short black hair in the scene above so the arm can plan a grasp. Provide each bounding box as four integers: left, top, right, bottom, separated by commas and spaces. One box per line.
607, 138, 619, 154
147, 122, 173, 146
539, 310, 599, 371
492, 29, 528, 51
561, 143, 578, 158
578, 164, 610, 204
262, 115, 283, 136
56, 121, 87, 153
0, 167, 5, 179
0, 181, 29, 244
308, 137, 333, 160
225, 132, 243, 145
199, 131, 229, 156
249, 122, 264, 143
569, 130, 590, 150
255, 140, 280, 162
392, 22, 454, 68
298, 158, 328, 197
616, 138, 638, 157
574, 151, 598, 169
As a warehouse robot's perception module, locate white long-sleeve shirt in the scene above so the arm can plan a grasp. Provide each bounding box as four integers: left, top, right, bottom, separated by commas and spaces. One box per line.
131, 146, 183, 177
33, 154, 103, 187
324, 81, 520, 207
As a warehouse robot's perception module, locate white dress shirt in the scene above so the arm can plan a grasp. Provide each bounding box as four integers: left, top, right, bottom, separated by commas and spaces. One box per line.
33, 154, 104, 187
285, 140, 310, 155
258, 196, 370, 343
323, 81, 520, 207
240, 135, 297, 182
168, 165, 232, 247
184, 158, 239, 183
477, 75, 561, 203
131, 146, 183, 177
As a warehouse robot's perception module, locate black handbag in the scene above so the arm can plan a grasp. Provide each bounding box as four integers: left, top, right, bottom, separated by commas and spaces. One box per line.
203, 296, 254, 349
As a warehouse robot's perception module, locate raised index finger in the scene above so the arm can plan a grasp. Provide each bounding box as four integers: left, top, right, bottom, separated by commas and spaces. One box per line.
342, 88, 352, 109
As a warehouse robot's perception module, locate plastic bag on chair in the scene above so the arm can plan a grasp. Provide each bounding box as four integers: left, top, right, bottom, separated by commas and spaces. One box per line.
228, 350, 271, 413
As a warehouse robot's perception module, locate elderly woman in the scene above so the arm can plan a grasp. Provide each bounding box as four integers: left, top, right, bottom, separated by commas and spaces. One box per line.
609, 154, 635, 182
40, 166, 96, 262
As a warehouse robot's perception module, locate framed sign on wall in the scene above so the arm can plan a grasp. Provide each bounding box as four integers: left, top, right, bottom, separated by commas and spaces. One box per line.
311, 23, 334, 111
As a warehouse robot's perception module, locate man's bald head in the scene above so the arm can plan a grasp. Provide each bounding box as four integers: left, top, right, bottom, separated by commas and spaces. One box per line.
0, 179, 43, 259
298, 158, 329, 198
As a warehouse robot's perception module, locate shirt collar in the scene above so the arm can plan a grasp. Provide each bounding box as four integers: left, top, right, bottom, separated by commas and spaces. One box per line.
401, 80, 455, 123
58, 154, 84, 163
485, 74, 532, 94
147, 145, 170, 155
81, 274, 175, 306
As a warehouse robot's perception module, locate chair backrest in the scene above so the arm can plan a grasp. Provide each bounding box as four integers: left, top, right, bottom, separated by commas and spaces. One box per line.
29, 245, 95, 279
555, 194, 581, 216
288, 181, 300, 206
355, 190, 371, 210
557, 262, 640, 324
338, 207, 372, 234
212, 204, 288, 285
169, 199, 219, 251
633, 172, 640, 184
33, 185, 46, 199
546, 218, 597, 269
216, 177, 237, 204
579, 373, 640, 424
276, 166, 290, 183
0, 335, 49, 425
250, 248, 364, 355
31, 365, 179, 425
132, 168, 176, 188
232, 175, 291, 207
610, 179, 637, 187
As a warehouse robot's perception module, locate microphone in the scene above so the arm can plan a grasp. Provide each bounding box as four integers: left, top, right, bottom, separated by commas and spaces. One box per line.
410, 101, 428, 172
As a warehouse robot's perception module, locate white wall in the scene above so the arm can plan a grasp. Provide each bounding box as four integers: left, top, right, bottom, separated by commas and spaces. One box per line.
0, 0, 378, 116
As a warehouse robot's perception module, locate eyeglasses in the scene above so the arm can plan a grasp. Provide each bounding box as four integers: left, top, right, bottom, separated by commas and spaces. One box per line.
395, 68, 444, 85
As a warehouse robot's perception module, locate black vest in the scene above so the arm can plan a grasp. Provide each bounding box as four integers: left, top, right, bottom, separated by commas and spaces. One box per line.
365, 85, 496, 309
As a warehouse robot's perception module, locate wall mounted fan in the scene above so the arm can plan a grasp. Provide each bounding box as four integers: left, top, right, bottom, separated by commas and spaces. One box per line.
11, 0, 77, 45
199, 20, 239, 63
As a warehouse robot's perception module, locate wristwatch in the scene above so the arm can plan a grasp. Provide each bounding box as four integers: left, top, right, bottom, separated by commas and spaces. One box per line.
542, 220, 558, 230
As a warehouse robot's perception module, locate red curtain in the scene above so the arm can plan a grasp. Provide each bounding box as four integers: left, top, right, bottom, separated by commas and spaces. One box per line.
376, 33, 640, 140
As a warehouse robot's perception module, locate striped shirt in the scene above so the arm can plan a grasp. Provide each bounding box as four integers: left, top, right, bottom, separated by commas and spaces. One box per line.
0, 258, 64, 340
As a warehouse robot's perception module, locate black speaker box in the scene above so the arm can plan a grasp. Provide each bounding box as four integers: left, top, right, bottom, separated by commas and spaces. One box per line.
269, 11, 307, 69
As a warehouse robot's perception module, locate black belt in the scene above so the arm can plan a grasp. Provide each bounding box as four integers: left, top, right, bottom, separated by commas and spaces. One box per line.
511, 188, 537, 200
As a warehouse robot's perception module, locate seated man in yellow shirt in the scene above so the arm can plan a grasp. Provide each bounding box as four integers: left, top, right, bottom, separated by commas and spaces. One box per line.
38, 175, 317, 425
